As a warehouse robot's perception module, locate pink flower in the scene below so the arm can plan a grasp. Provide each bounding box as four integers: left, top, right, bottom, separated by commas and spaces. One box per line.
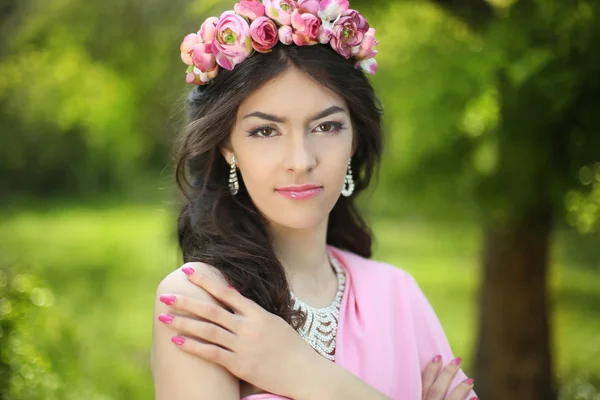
290, 10, 321, 46
263, 0, 297, 26
297, 0, 320, 16
352, 27, 378, 60
186, 65, 219, 85
180, 33, 201, 65
278, 25, 293, 45
318, 29, 332, 44
212, 11, 253, 70
355, 57, 377, 74
191, 43, 217, 71
199, 17, 220, 45
330, 9, 369, 59
317, 0, 349, 42
250, 16, 279, 52
233, 0, 265, 21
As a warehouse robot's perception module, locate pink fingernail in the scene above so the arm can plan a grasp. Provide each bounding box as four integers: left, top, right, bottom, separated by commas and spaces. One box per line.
432, 355, 442, 363
463, 378, 474, 385
158, 313, 174, 324
181, 266, 194, 276
470, 397, 479, 400
451, 357, 462, 366
159, 294, 176, 305
171, 336, 185, 345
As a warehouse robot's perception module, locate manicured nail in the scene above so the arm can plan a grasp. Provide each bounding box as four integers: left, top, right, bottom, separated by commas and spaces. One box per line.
181, 266, 194, 276
171, 336, 185, 345
463, 378, 474, 385
159, 294, 176, 305
432, 355, 442, 363
158, 313, 174, 324
470, 397, 479, 400
451, 357, 462, 366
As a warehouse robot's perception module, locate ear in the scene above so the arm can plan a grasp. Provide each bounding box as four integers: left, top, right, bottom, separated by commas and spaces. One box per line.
220, 143, 235, 165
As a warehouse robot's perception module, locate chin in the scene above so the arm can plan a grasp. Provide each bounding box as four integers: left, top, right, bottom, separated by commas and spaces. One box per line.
267, 211, 326, 230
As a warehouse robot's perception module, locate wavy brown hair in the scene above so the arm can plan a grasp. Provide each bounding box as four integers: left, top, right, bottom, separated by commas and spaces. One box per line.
174, 42, 383, 327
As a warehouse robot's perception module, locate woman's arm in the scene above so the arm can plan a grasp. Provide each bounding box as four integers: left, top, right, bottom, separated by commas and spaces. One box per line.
295, 354, 391, 400
298, 353, 474, 400
151, 267, 240, 400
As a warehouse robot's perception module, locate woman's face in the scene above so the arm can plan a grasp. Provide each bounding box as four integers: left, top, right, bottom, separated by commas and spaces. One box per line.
221, 67, 354, 230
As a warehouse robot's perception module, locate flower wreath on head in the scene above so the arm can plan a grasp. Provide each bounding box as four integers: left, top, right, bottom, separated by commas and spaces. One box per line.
180, 0, 379, 85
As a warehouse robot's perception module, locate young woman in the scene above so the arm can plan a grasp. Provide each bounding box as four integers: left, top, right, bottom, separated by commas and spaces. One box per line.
151, 1, 479, 399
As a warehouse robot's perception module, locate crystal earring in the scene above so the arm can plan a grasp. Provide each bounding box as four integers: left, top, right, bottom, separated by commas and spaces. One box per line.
229, 155, 239, 195
341, 158, 354, 197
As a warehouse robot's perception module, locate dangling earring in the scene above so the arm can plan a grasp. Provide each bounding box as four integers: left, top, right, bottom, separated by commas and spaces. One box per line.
341, 158, 354, 197
229, 155, 239, 195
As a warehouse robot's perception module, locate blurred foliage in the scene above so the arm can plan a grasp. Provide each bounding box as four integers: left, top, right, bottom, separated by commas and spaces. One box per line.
0, 201, 182, 399
565, 162, 600, 234
0, 0, 207, 196
0, 261, 111, 400
367, 0, 600, 230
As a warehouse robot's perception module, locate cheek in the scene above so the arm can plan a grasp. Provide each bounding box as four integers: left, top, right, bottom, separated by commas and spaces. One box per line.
235, 152, 279, 208
239, 159, 272, 193
323, 156, 349, 194
323, 136, 353, 181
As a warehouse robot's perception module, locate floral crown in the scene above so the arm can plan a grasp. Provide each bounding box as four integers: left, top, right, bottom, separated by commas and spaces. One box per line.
180, 0, 378, 85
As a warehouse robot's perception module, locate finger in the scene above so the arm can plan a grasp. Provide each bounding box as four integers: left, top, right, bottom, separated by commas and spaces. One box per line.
159, 293, 238, 333
180, 265, 258, 315
159, 313, 237, 351
171, 334, 236, 371
426, 357, 462, 400
446, 377, 475, 400
422, 355, 443, 400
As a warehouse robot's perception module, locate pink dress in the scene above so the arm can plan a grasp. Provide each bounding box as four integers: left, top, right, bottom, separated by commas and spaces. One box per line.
240, 245, 478, 400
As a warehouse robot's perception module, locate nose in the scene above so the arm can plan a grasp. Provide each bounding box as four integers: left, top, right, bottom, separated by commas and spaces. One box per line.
284, 131, 317, 174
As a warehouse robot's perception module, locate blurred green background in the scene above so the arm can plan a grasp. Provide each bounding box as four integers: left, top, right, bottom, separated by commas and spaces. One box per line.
1, 0, 599, 399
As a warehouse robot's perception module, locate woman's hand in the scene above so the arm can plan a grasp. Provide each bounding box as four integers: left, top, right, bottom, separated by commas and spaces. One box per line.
157, 265, 318, 399
421, 355, 478, 400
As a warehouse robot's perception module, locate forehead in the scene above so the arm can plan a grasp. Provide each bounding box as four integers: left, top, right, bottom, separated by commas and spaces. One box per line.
237, 67, 347, 118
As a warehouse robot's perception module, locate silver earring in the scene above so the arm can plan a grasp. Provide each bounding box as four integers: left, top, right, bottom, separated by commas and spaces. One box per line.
229, 155, 239, 195
341, 158, 354, 197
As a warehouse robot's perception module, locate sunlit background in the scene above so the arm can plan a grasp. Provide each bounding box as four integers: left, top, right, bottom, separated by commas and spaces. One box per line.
1, 0, 599, 399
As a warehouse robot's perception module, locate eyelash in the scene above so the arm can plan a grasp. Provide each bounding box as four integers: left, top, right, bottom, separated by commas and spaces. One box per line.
246, 121, 346, 138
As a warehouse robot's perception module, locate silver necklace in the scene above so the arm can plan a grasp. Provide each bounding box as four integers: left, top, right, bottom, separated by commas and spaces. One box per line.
289, 251, 346, 361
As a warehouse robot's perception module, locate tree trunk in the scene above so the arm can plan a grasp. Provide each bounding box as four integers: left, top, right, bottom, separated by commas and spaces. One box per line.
473, 64, 561, 399
475, 205, 557, 399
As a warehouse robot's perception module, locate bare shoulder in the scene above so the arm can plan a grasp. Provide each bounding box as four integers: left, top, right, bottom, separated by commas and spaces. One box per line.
156, 261, 228, 300
152, 261, 239, 400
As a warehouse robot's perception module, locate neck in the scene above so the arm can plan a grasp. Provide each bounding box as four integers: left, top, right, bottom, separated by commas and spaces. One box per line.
268, 217, 334, 290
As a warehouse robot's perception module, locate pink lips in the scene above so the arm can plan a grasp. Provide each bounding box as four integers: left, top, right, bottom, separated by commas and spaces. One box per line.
276, 184, 323, 200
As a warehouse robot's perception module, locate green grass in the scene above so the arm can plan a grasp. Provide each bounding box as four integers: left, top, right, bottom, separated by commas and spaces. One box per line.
0, 200, 599, 398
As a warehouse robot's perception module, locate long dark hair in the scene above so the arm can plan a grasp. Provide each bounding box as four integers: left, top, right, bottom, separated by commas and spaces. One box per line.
174, 42, 383, 327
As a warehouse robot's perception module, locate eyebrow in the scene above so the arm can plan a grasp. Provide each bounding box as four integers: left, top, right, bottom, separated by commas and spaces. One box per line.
242, 105, 346, 123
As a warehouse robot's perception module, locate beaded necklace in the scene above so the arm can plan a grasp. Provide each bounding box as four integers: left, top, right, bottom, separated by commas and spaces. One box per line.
289, 251, 346, 361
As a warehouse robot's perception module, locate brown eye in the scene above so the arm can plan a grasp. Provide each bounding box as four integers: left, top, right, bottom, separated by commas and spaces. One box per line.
315, 121, 344, 134
248, 126, 277, 138
258, 127, 273, 136
319, 123, 333, 132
